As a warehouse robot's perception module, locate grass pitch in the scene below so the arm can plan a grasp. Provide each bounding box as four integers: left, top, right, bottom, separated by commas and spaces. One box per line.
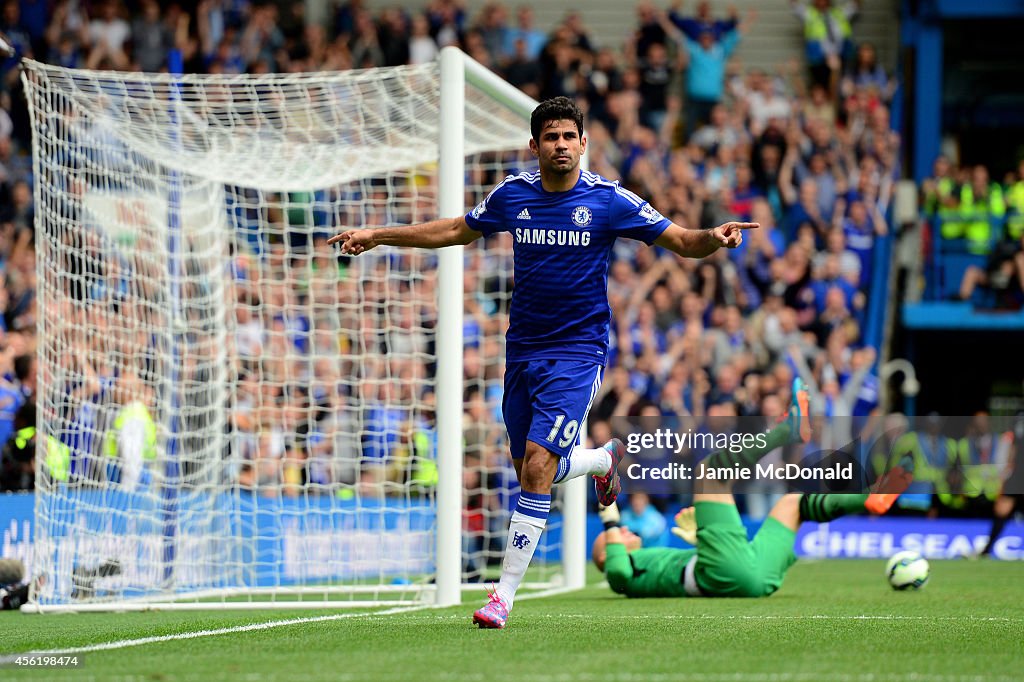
3, 560, 1023, 682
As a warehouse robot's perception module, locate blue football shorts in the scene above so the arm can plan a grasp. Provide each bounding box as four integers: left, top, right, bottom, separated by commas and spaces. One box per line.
502, 359, 604, 459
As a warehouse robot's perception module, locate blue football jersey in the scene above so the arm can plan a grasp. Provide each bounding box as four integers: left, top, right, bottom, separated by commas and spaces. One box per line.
464, 170, 671, 363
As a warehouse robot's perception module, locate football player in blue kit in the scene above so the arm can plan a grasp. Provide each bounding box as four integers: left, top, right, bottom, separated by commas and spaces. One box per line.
329, 96, 758, 628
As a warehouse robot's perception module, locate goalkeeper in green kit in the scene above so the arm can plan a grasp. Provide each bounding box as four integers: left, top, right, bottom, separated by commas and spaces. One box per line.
593, 379, 913, 599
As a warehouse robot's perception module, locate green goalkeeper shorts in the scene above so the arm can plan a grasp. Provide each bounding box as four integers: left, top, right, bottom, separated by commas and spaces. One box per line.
693, 501, 797, 598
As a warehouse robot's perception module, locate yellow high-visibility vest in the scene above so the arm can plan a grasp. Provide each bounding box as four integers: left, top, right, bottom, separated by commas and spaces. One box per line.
104, 401, 158, 461
44, 433, 70, 482
411, 430, 439, 487
887, 431, 954, 487
14, 425, 35, 450
939, 436, 1003, 506
16, 426, 70, 482
804, 6, 852, 41
956, 184, 1005, 253
933, 177, 964, 238
1006, 181, 1024, 240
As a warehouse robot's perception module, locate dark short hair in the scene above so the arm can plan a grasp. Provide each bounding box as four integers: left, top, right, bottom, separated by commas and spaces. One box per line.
14, 400, 35, 431
13, 354, 32, 383
530, 96, 584, 143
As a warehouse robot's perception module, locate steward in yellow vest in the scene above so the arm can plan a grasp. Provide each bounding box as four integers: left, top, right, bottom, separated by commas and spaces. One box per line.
948, 166, 1005, 254
2, 421, 71, 487
923, 155, 957, 236
941, 413, 1009, 510
1005, 176, 1024, 242
888, 424, 955, 496
104, 400, 158, 489
800, 0, 854, 65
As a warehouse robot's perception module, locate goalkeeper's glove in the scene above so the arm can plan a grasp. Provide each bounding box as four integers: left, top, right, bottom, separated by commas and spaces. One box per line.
598, 502, 621, 530
671, 507, 698, 546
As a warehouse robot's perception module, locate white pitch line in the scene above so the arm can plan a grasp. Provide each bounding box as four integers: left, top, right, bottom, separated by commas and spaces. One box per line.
0, 585, 583, 663
0, 604, 429, 663
355, 613, 1018, 623
1, 592, 1017, 667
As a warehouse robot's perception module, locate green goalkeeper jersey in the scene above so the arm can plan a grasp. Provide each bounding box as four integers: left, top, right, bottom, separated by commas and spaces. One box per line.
604, 544, 697, 598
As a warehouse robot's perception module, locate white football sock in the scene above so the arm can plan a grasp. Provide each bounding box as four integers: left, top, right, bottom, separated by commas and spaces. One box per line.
553, 445, 612, 484
495, 492, 550, 610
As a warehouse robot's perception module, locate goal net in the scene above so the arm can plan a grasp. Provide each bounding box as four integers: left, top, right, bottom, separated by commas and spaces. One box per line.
21, 50, 583, 612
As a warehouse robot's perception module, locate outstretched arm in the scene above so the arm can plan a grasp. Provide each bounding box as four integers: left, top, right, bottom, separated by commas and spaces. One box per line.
598, 504, 634, 594
603, 528, 635, 594
327, 216, 482, 255
654, 221, 759, 259
788, 344, 821, 394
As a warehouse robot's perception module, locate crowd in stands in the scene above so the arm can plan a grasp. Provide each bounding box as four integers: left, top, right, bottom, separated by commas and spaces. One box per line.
920, 156, 1024, 307
0, 0, 1017, 551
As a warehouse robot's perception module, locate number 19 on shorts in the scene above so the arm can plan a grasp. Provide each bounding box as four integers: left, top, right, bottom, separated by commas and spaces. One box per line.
546, 416, 579, 449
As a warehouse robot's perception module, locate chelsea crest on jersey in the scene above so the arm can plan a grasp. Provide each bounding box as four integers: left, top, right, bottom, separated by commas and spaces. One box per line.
464, 170, 671, 363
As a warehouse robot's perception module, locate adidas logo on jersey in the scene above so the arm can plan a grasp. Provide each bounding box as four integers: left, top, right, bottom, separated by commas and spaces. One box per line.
517, 208, 531, 220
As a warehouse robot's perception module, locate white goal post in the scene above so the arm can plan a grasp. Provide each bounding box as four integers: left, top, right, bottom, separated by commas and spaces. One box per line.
20, 47, 586, 613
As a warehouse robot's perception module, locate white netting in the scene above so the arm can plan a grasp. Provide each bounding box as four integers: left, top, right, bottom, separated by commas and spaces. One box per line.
23, 58, 556, 609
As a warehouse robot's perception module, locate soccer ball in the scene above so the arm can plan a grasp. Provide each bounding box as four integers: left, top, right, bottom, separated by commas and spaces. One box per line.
885, 551, 929, 590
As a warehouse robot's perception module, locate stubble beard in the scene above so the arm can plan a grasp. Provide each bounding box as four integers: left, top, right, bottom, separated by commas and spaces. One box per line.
546, 155, 578, 176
